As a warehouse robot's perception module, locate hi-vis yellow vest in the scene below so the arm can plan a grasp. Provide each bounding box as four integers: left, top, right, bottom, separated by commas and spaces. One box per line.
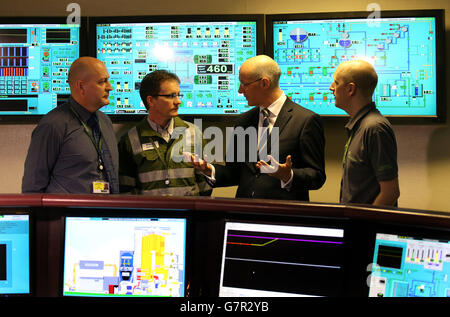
118, 117, 212, 196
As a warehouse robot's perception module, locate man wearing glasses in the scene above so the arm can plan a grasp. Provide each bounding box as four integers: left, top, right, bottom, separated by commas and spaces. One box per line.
330, 60, 399, 206
191, 55, 326, 201
117, 70, 211, 196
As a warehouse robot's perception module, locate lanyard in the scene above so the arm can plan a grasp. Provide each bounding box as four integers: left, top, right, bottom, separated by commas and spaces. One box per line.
342, 130, 354, 166
70, 106, 105, 176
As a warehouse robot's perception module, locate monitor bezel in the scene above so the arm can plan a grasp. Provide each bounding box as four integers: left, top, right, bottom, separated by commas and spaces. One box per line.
265, 9, 447, 125
88, 14, 266, 123
0, 16, 88, 124
0, 208, 34, 297
59, 207, 193, 298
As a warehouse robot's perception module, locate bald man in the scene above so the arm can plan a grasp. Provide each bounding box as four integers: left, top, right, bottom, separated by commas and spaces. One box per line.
191, 55, 326, 201
330, 60, 399, 206
22, 57, 119, 194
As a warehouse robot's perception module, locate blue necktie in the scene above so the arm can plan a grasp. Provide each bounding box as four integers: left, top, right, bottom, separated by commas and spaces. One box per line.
87, 114, 100, 144
261, 108, 270, 128
87, 114, 109, 182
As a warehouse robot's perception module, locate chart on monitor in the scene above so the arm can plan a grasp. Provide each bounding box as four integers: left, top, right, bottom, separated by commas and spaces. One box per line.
219, 221, 345, 297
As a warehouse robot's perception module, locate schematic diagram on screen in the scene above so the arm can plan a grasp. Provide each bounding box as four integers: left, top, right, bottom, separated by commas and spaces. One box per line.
63, 217, 186, 297
273, 17, 437, 116
96, 21, 257, 115
0, 24, 80, 115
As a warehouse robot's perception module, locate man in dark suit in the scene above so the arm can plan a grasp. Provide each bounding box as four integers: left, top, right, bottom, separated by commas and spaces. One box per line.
190, 55, 325, 201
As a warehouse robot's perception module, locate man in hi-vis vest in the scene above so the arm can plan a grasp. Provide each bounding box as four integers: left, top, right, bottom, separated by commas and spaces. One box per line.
118, 70, 211, 196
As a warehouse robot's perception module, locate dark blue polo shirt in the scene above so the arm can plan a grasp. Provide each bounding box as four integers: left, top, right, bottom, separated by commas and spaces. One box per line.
340, 102, 398, 204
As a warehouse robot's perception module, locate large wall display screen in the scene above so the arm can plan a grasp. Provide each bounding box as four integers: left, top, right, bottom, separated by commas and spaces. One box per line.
266, 10, 445, 119
92, 16, 262, 116
63, 216, 187, 297
0, 20, 81, 116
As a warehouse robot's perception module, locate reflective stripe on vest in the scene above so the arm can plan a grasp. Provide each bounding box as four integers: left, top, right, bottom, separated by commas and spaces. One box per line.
128, 126, 143, 156
138, 167, 195, 183
128, 123, 197, 156
141, 185, 199, 196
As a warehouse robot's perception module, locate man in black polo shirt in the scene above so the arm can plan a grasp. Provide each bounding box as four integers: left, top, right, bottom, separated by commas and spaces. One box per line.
330, 60, 400, 206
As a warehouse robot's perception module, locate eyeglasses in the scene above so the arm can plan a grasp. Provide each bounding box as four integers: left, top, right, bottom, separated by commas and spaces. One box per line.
239, 77, 262, 89
154, 93, 184, 99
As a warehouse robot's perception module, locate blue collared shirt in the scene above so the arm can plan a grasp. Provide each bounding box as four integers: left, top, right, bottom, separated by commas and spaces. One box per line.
22, 97, 119, 194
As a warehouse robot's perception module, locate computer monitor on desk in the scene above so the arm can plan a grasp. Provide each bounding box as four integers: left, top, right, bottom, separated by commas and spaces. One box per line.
0, 211, 31, 296
62, 215, 187, 297
218, 221, 345, 297
369, 232, 450, 297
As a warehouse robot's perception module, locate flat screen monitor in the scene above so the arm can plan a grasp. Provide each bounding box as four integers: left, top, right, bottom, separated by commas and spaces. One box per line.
369, 232, 450, 297
63, 216, 187, 297
90, 15, 264, 119
218, 221, 345, 297
0, 17, 85, 121
266, 10, 446, 122
0, 212, 30, 296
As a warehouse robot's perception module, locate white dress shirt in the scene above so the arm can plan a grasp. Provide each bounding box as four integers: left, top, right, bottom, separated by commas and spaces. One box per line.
147, 117, 174, 142
258, 93, 286, 138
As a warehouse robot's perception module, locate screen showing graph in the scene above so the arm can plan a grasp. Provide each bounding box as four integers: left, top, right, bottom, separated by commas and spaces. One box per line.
0, 22, 81, 116
0, 214, 30, 295
219, 222, 345, 297
267, 11, 444, 118
63, 216, 187, 297
92, 16, 261, 116
369, 233, 450, 297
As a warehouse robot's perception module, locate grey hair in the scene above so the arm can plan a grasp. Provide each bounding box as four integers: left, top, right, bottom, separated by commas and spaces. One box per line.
247, 55, 281, 88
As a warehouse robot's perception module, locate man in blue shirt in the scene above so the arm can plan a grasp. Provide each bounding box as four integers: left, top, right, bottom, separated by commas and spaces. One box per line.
22, 57, 119, 194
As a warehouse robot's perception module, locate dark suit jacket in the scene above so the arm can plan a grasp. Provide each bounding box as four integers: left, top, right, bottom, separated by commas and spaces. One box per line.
214, 97, 326, 201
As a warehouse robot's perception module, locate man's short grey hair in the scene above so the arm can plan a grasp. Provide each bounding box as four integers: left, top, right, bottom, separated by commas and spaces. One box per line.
248, 55, 282, 88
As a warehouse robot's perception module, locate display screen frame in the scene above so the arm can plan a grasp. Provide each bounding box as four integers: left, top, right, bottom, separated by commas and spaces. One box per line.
265, 9, 446, 124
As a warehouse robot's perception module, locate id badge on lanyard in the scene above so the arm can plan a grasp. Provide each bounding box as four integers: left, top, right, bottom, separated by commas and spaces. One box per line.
93, 157, 110, 194
93, 180, 110, 194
